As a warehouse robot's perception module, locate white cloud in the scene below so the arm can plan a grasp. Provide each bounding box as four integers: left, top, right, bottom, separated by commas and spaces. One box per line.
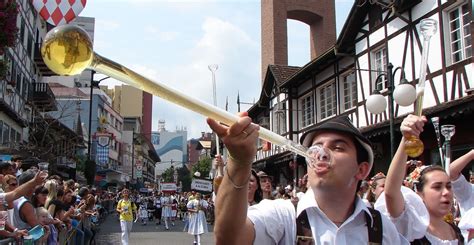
132, 16, 261, 138
95, 19, 120, 31
144, 26, 180, 42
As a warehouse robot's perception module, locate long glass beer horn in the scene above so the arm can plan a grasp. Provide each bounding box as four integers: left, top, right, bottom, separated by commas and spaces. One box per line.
41, 25, 311, 159
404, 19, 437, 158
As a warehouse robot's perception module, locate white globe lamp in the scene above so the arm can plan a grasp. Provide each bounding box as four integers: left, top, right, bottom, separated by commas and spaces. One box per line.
366, 91, 387, 114
393, 79, 417, 106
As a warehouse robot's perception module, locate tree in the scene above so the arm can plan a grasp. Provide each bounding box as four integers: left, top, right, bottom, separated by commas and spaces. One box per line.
161, 167, 175, 183
192, 157, 212, 179
177, 167, 192, 192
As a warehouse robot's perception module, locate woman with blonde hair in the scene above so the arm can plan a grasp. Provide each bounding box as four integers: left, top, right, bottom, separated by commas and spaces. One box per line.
44, 180, 58, 213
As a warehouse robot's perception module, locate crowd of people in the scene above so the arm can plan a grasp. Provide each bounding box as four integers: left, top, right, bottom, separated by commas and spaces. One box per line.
207, 113, 473, 244
0, 157, 115, 245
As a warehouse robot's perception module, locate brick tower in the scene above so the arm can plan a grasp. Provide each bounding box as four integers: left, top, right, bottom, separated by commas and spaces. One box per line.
261, 0, 336, 82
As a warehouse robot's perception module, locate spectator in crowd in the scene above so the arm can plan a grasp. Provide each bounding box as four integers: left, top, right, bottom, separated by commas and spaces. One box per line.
248, 170, 262, 206
2, 175, 17, 193
0, 161, 16, 177
13, 170, 50, 242
208, 113, 405, 244
257, 171, 273, 200
10, 156, 23, 176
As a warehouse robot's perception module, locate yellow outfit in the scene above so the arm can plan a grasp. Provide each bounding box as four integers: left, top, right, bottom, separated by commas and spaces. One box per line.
117, 199, 137, 222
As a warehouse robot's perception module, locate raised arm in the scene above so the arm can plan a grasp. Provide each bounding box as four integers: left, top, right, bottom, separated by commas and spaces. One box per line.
449, 149, 473, 180
207, 112, 258, 245
5, 171, 47, 203
384, 115, 427, 218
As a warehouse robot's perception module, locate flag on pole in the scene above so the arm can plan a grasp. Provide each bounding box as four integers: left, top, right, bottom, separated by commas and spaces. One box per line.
225, 96, 228, 111
237, 91, 240, 112
32, 0, 87, 26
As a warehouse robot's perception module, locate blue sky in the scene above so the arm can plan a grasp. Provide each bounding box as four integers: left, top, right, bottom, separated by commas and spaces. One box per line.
80, 0, 355, 139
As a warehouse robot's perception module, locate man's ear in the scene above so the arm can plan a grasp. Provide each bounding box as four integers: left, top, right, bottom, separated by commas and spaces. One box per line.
355, 161, 371, 180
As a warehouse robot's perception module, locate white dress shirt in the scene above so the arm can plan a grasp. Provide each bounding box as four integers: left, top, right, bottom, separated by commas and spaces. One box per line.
452, 175, 474, 215
375, 187, 461, 244
248, 189, 407, 244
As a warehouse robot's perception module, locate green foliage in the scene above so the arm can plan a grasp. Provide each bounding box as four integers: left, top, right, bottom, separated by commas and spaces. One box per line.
161, 167, 174, 183
75, 154, 86, 172
192, 157, 212, 179
178, 167, 192, 192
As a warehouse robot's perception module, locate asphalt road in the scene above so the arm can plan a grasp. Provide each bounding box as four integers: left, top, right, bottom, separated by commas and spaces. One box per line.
95, 214, 215, 245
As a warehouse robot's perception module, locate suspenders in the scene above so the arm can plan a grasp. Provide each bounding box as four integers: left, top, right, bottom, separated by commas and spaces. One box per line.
296, 207, 383, 245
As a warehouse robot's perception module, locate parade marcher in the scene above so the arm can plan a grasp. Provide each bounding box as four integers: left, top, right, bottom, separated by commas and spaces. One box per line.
449, 149, 473, 242
139, 202, 148, 225
449, 149, 473, 215
208, 113, 405, 244
161, 192, 174, 230
153, 193, 162, 225
365, 172, 386, 207
186, 193, 208, 245
376, 115, 464, 244
116, 188, 137, 245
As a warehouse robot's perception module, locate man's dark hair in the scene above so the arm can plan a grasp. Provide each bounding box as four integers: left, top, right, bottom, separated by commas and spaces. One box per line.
11, 156, 23, 162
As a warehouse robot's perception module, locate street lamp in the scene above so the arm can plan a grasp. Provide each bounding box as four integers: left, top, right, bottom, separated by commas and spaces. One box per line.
208, 64, 220, 157
365, 63, 416, 158
87, 71, 110, 161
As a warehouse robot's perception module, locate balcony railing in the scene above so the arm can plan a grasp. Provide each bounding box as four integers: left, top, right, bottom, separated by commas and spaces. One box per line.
30, 82, 57, 111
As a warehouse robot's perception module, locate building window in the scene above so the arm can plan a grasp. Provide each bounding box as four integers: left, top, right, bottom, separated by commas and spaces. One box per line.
340, 71, 357, 111
2, 123, 9, 144
318, 82, 337, 120
372, 47, 387, 90
447, 3, 471, 63
300, 93, 314, 128
272, 102, 287, 134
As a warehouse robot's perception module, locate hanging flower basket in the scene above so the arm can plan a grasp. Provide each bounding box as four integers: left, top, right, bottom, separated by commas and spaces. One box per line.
0, 0, 19, 55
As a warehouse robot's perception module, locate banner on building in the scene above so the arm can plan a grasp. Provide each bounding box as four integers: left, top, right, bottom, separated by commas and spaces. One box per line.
95, 132, 111, 167
32, 0, 87, 26
160, 182, 177, 192
191, 178, 213, 192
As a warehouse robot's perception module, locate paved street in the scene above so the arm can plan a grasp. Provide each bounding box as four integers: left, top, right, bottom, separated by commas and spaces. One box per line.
96, 214, 215, 245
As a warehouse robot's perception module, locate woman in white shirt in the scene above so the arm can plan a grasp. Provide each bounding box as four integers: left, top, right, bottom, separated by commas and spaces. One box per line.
377, 115, 464, 244
161, 192, 173, 230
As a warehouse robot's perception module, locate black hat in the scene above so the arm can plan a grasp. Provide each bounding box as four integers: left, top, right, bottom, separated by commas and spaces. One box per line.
300, 115, 374, 169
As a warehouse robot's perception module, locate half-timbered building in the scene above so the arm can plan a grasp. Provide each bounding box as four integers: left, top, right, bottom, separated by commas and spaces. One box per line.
251, 0, 473, 185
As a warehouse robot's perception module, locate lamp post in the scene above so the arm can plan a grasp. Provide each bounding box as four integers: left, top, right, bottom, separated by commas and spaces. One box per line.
208, 64, 220, 156
87, 71, 110, 161
365, 63, 416, 158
